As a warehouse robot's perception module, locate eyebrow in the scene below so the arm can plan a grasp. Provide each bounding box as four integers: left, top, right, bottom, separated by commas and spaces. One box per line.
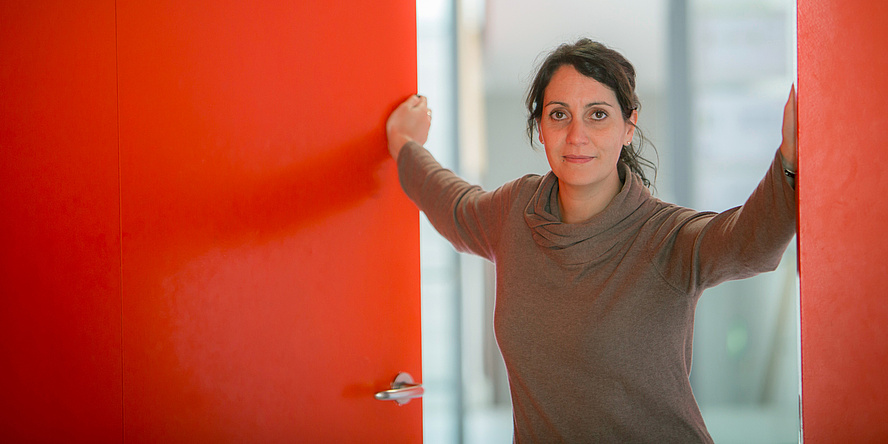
544, 100, 615, 109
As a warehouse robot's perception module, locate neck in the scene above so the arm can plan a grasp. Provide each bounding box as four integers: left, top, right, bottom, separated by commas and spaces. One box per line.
557, 172, 623, 224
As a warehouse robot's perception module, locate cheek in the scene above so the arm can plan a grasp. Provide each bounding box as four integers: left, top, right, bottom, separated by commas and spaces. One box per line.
543, 144, 557, 162
610, 125, 632, 149
591, 129, 625, 152
542, 145, 563, 172
539, 124, 554, 144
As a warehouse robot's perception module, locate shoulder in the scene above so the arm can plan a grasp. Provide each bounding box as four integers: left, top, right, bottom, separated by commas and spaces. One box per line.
479, 173, 545, 215
509, 173, 545, 196
644, 200, 717, 238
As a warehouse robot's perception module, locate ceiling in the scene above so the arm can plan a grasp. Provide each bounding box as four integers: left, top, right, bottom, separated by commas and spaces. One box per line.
481, 0, 668, 95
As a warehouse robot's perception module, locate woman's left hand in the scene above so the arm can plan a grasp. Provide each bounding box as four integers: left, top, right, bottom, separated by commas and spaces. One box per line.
780, 85, 798, 172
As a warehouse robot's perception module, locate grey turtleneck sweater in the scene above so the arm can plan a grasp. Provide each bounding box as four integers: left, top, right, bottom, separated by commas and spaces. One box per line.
397, 141, 796, 443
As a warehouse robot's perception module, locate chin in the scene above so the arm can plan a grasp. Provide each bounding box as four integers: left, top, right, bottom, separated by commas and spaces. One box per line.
555, 167, 618, 190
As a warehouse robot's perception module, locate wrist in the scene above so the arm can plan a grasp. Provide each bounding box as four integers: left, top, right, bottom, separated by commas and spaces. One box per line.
388, 134, 413, 161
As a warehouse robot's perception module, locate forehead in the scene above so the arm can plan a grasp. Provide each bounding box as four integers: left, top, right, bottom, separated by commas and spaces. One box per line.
543, 65, 617, 105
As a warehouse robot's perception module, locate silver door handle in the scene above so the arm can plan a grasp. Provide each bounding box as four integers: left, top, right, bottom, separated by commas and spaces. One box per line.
374, 372, 424, 405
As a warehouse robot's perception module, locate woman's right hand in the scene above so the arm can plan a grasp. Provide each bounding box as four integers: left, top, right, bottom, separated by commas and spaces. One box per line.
386, 94, 432, 161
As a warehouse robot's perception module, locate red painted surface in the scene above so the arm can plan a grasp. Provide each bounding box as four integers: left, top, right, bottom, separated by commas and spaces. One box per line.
0, 1, 123, 441
798, 0, 888, 441
2, 1, 420, 441
116, 1, 421, 441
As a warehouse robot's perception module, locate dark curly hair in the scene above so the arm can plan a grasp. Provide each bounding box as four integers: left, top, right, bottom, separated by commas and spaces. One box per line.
526, 38, 657, 187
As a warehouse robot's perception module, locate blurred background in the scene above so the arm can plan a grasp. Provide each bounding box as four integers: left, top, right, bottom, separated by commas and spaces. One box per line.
416, 0, 799, 442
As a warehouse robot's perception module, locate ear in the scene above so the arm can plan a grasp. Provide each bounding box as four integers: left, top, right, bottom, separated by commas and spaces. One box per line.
625, 109, 638, 145
537, 119, 545, 145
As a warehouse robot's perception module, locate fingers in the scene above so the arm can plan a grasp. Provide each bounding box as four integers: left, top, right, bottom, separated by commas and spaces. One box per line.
409, 94, 429, 114
783, 85, 797, 136
405, 94, 432, 121
403, 94, 425, 109
785, 85, 796, 118
780, 84, 799, 172
396, 94, 431, 121
419, 97, 431, 121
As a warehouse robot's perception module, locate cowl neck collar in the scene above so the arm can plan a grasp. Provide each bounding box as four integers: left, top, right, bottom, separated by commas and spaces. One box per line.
523, 163, 655, 265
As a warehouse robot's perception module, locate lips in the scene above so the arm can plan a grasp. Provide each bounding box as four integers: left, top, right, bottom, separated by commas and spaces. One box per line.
562, 155, 594, 164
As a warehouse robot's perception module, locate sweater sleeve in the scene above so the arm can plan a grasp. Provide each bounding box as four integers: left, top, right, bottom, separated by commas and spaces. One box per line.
397, 141, 516, 262
658, 149, 797, 293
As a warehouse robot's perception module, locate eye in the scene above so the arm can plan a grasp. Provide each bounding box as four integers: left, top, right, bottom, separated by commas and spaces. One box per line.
589, 110, 608, 120
549, 110, 568, 121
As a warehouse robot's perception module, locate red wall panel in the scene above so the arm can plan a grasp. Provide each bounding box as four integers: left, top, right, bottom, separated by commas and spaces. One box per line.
0, 1, 123, 441
798, 0, 888, 441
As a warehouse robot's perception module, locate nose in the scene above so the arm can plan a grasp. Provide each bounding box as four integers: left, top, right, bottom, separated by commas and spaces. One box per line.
566, 118, 588, 145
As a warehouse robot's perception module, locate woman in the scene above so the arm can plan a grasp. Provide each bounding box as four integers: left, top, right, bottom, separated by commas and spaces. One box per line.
386, 39, 797, 443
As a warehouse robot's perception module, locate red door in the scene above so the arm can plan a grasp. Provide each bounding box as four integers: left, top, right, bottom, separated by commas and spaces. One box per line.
2, 1, 422, 441
798, 0, 888, 441
115, 1, 422, 441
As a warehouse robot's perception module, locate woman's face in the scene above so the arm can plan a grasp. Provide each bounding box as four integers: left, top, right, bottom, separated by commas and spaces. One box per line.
538, 65, 636, 193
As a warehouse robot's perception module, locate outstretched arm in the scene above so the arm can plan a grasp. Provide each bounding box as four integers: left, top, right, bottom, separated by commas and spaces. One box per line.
389, 95, 517, 262
660, 86, 799, 292
386, 94, 432, 161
